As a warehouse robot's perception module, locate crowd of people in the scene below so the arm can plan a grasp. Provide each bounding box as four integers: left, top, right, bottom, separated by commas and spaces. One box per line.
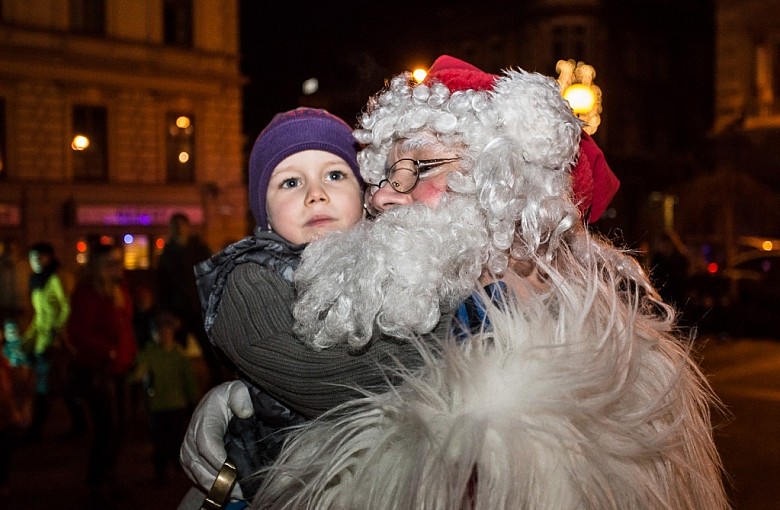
0, 214, 219, 507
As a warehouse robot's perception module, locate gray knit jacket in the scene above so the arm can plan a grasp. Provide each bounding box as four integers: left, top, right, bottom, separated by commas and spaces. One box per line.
197, 230, 450, 418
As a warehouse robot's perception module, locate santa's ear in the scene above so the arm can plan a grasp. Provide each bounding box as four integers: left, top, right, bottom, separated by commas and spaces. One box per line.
490, 69, 582, 172
472, 136, 526, 222
471, 133, 578, 258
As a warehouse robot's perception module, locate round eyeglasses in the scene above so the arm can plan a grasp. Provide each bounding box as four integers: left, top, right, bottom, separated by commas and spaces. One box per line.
363, 157, 461, 216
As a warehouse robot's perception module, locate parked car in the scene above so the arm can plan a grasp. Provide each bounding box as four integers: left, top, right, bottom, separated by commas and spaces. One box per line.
683, 254, 780, 339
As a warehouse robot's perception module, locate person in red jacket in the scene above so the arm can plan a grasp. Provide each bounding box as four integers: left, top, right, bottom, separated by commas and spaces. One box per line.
67, 242, 137, 507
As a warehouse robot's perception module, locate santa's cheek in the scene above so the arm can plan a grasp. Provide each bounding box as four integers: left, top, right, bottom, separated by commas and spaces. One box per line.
412, 181, 448, 206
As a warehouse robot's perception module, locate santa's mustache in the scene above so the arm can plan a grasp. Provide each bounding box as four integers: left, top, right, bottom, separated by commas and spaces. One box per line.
293, 194, 491, 349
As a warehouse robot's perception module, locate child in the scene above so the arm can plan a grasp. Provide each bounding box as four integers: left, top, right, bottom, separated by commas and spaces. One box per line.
134, 312, 199, 485
2, 319, 31, 370
180, 107, 367, 509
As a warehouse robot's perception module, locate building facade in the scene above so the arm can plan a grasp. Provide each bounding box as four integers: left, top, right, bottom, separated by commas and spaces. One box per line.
673, 0, 780, 270
713, 0, 780, 136
0, 0, 246, 280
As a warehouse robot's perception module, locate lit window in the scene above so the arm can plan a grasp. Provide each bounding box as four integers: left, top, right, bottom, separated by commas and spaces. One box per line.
166, 112, 195, 183
72, 105, 108, 181
124, 234, 150, 270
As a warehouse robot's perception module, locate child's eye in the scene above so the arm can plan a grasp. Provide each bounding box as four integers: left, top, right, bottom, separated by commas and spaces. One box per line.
280, 178, 300, 189
325, 170, 346, 181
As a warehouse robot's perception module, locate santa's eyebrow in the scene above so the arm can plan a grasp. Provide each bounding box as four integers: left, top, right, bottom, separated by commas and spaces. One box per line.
398, 135, 441, 153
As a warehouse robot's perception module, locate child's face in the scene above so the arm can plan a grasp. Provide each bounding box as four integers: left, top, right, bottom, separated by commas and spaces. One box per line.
266, 150, 363, 244
3, 322, 20, 342
158, 326, 176, 347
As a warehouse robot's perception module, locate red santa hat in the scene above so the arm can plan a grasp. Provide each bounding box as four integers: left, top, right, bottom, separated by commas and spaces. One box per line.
422, 55, 499, 92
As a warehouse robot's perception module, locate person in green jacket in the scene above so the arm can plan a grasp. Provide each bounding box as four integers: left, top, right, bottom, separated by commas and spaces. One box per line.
23, 242, 70, 441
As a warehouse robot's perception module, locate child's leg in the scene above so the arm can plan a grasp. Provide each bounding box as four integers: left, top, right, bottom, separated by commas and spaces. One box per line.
149, 411, 167, 479
0, 426, 17, 488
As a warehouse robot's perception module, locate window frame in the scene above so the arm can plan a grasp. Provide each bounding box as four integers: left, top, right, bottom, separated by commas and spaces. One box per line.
72, 104, 109, 182
165, 112, 196, 184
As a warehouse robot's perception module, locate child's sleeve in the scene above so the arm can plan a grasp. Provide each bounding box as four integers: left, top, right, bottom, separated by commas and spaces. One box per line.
210, 263, 442, 418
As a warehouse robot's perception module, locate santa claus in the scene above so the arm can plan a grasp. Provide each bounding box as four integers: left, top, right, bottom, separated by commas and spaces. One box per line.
184, 55, 728, 510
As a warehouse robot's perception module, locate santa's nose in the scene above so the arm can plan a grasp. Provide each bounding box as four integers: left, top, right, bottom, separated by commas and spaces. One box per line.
369, 183, 413, 214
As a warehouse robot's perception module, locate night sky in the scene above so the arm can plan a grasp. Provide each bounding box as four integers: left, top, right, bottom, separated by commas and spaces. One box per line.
238, 0, 475, 141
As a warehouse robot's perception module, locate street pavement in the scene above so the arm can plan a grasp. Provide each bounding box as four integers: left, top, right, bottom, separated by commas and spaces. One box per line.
1, 391, 195, 510
2, 336, 779, 509
696, 335, 780, 510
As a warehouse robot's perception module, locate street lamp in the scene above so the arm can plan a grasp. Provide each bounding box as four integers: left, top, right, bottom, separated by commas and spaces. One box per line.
412, 68, 428, 83
556, 59, 602, 135
71, 134, 90, 151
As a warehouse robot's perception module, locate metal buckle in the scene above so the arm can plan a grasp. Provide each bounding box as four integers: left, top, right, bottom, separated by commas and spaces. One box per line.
201, 460, 238, 510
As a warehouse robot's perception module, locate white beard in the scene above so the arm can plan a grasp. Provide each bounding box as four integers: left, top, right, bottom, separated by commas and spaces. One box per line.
254, 257, 729, 510
293, 194, 491, 349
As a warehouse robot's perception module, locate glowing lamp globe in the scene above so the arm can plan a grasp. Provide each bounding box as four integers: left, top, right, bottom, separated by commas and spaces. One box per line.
412, 68, 428, 83
563, 83, 596, 114
71, 135, 90, 151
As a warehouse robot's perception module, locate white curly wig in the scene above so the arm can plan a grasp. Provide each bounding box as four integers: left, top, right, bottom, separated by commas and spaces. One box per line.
355, 57, 583, 274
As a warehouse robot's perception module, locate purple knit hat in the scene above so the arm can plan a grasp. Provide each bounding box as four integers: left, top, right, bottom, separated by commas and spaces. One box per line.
249, 107, 362, 228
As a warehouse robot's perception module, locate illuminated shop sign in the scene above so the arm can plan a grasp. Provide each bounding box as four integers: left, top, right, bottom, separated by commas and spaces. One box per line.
75, 204, 203, 226
0, 204, 21, 226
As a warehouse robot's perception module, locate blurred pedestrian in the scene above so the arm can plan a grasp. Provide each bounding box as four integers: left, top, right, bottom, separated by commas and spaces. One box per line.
156, 213, 225, 387
67, 243, 138, 507
0, 239, 26, 323
130, 283, 159, 417
22, 242, 70, 442
134, 311, 199, 485
132, 283, 158, 353
0, 318, 35, 499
